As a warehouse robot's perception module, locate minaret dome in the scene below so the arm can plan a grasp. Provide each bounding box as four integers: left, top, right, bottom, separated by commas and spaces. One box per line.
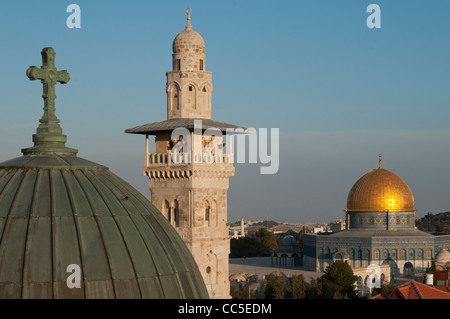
172, 8, 206, 72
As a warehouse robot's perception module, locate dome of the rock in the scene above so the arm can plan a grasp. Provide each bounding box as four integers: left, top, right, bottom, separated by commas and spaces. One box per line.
346, 167, 415, 212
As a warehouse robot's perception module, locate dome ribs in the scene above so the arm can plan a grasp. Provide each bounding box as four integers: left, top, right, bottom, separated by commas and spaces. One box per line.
118, 171, 207, 298
100, 171, 198, 298
61, 169, 116, 298
84, 170, 163, 297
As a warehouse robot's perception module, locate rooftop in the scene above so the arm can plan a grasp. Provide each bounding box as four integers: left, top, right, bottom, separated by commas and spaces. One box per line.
371, 280, 450, 299
125, 118, 247, 135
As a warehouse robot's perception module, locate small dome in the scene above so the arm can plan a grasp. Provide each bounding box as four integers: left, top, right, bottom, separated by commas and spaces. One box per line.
172, 8, 205, 54
229, 273, 246, 282
173, 29, 205, 54
436, 249, 450, 264
268, 271, 287, 279
280, 235, 297, 248
347, 168, 415, 212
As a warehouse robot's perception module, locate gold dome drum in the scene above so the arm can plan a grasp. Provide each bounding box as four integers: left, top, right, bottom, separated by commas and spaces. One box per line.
347, 168, 415, 212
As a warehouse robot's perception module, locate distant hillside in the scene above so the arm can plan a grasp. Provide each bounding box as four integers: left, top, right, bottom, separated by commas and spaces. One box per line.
229, 220, 306, 235
229, 220, 283, 228
416, 211, 450, 233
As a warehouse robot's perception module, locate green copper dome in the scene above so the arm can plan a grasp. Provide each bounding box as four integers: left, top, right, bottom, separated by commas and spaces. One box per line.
0, 48, 209, 299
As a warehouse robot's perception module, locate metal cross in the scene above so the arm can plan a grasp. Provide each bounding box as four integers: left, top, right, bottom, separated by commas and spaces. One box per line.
27, 47, 70, 135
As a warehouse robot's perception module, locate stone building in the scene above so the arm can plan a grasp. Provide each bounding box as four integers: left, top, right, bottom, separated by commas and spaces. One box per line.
329, 219, 346, 232
271, 235, 303, 267
126, 9, 244, 299
303, 158, 450, 279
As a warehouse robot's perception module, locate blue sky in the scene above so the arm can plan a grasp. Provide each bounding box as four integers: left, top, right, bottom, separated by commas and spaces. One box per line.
1, 0, 450, 223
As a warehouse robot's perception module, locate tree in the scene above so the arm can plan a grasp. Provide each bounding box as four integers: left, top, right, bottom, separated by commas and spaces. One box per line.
416, 219, 423, 231
319, 261, 358, 299
230, 236, 270, 258
417, 211, 450, 233
371, 282, 394, 297
230, 281, 253, 299
286, 274, 306, 299
252, 228, 280, 251
305, 277, 322, 299
426, 257, 437, 273
230, 228, 282, 258
264, 273, 287, 299
436, 220, 447, 233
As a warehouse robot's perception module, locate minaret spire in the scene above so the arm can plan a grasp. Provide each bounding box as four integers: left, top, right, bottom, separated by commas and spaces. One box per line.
185, 8, 193, 30
379, 153, 382, 169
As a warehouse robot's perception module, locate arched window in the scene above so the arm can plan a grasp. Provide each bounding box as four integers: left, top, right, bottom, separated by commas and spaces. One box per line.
409, 249, 415, 260
391, 249, 397, 259
165, 200, 171, 223
169, 85, 179, 110
174, 93, 179, 110
418, 249, 423, 259
174, 200, 180, 227
205, 206, 211, 226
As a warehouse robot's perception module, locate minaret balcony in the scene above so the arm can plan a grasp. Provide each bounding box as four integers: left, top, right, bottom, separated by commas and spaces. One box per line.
146, 152, 233, 166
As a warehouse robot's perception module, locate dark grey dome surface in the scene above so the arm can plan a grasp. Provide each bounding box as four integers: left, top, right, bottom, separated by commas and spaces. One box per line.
0, 154, 209, 299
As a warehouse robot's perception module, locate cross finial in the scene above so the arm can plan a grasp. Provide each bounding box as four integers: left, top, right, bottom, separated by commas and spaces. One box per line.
185, 8, 193, 30
379, 153, 382, 168
22, 47, 77, 155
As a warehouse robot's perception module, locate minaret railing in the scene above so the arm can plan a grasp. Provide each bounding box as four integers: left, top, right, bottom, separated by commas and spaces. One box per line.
146, 152, 233, 165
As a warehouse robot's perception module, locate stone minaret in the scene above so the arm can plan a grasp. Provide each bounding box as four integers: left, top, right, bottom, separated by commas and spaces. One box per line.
126, 9, 243, 299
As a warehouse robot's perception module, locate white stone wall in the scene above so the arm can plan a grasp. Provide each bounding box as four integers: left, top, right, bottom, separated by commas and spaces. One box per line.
147, 163, 234, 299
166, 69, 212, 119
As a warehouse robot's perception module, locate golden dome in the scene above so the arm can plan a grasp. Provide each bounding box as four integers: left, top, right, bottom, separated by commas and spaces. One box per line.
346, 168, 415, 212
